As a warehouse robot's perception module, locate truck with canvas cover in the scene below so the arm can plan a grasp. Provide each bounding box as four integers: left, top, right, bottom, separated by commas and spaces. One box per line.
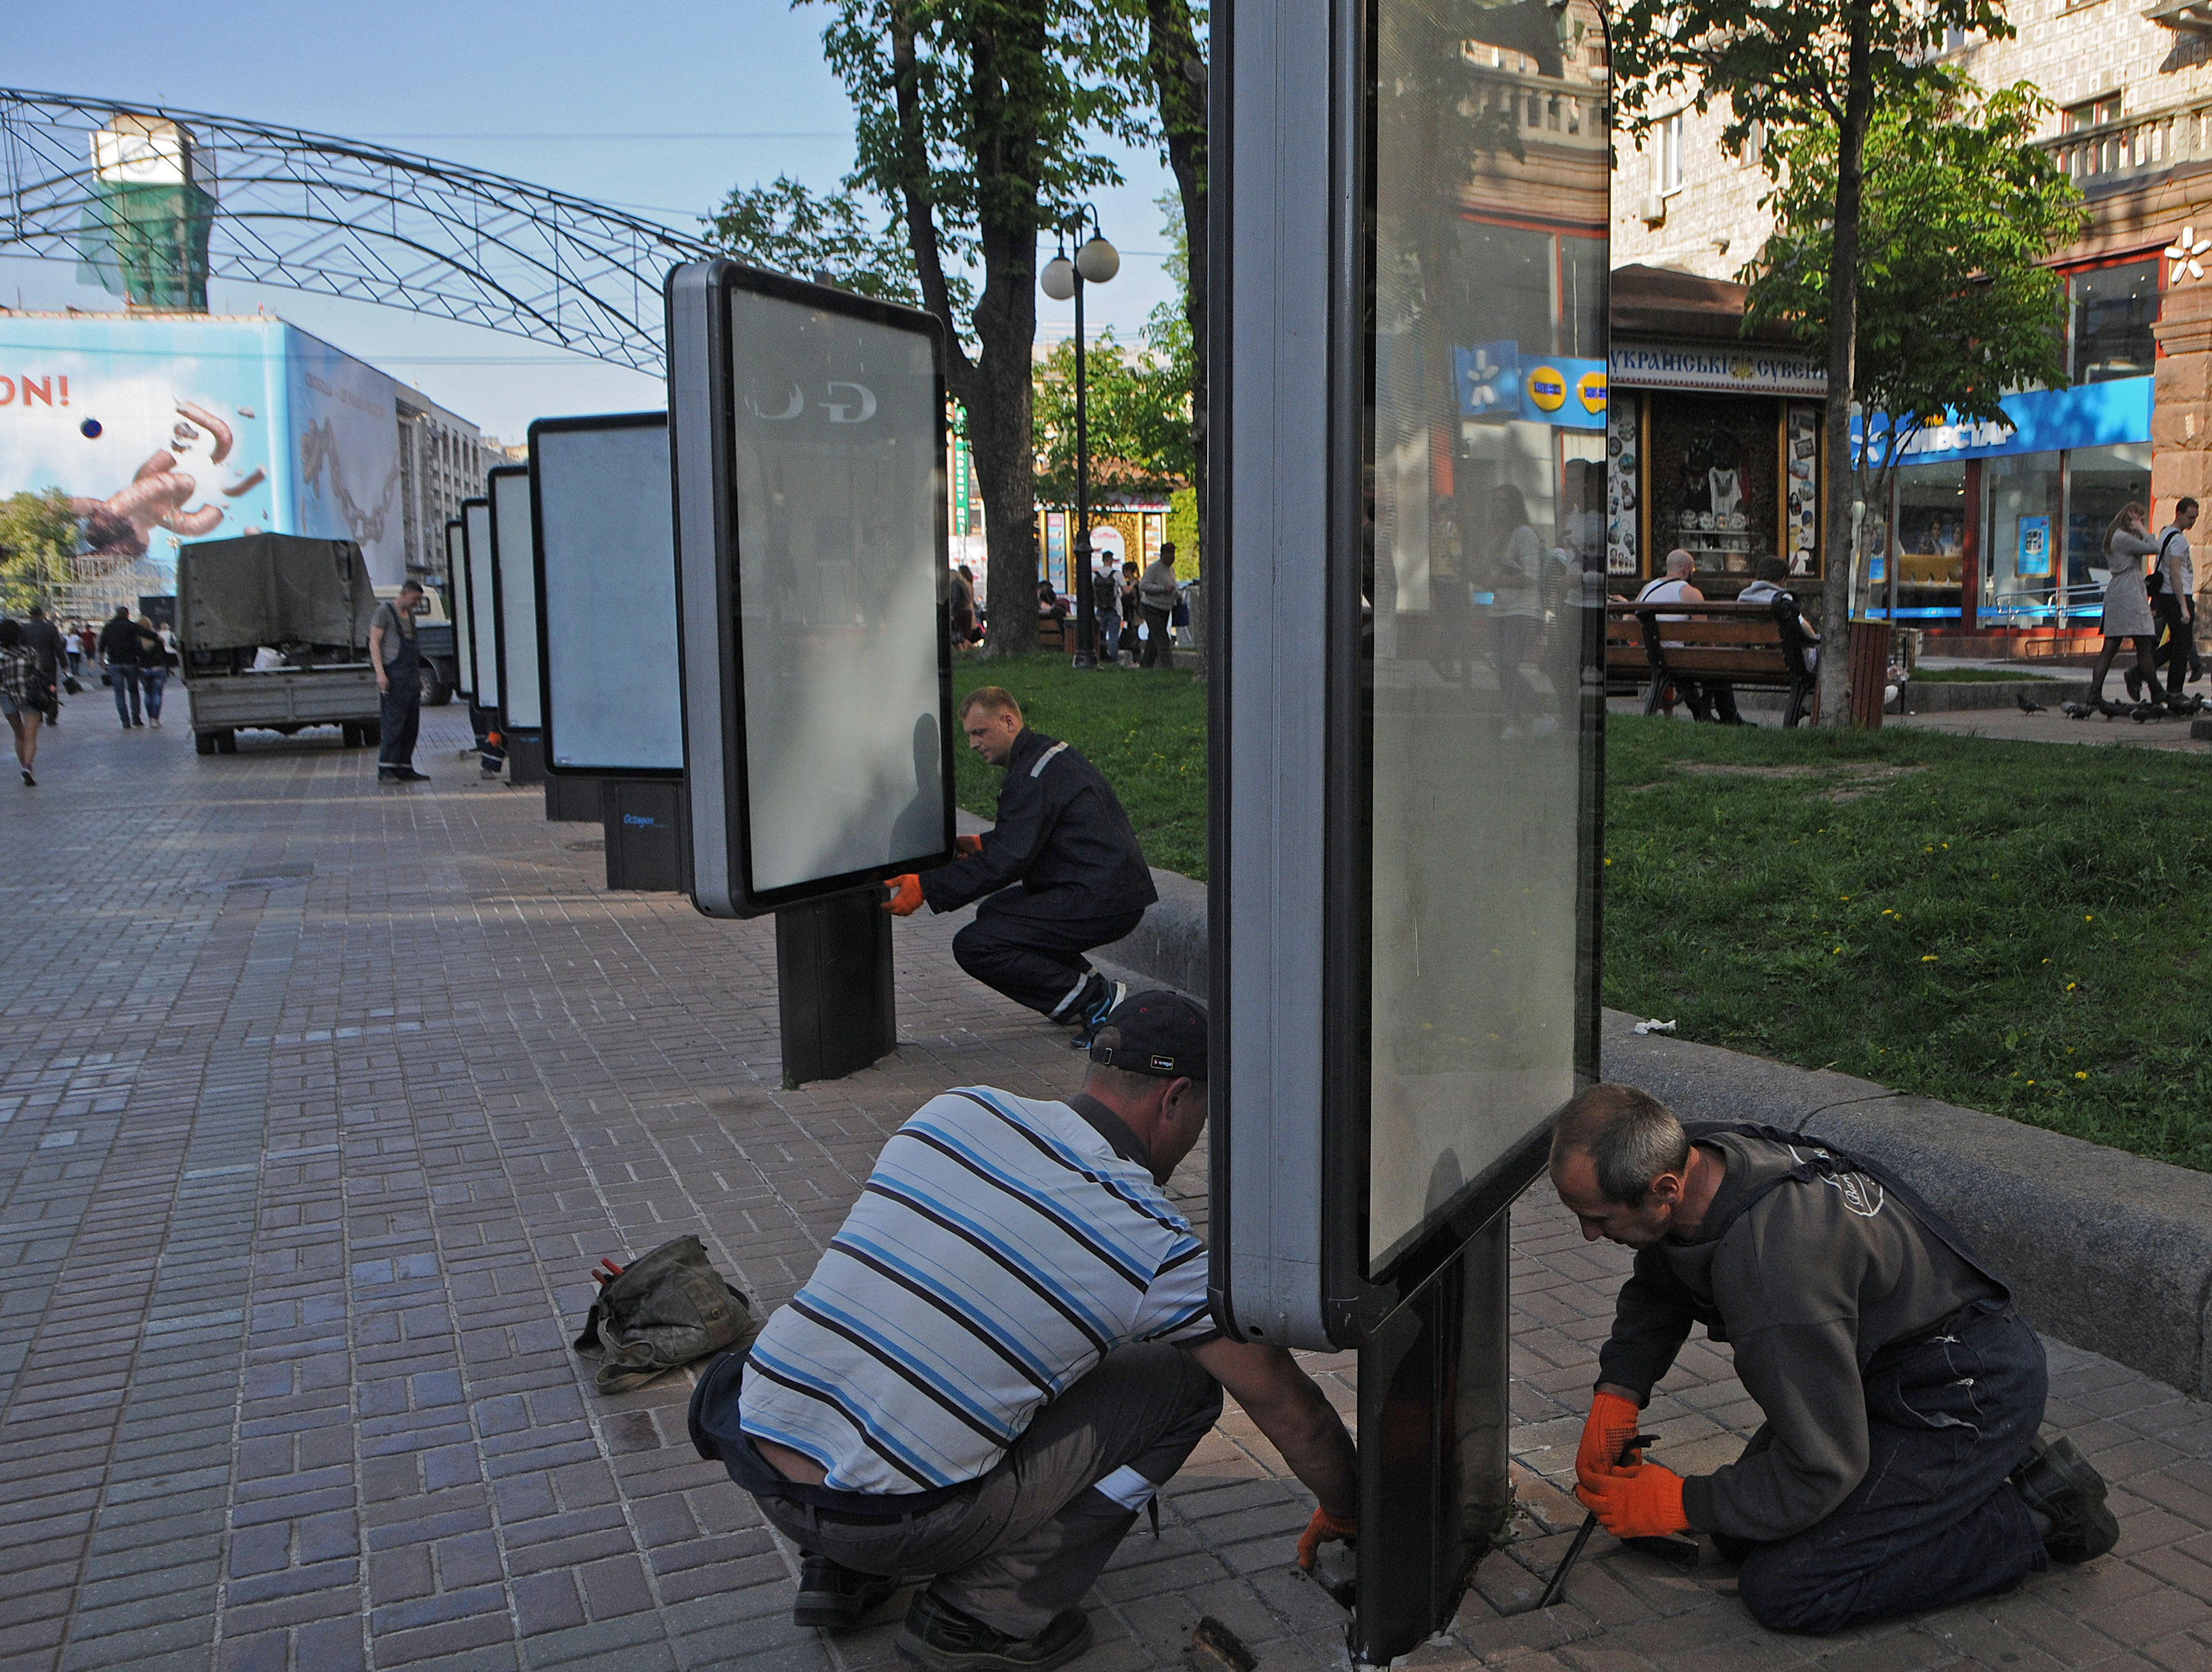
177, 532, 385, 754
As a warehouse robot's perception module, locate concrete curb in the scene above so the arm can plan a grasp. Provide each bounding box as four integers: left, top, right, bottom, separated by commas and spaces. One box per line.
1897, 677, 2080, 713
1059, 848, 2212, 1395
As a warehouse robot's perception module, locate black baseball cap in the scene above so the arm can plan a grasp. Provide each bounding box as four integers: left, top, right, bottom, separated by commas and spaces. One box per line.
1089, 991, 1207, 1080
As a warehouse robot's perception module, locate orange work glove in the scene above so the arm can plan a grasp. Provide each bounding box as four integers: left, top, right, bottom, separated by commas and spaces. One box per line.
954, 833, 984, 856
1575, 1390, 1644, 1490
1574, 1462, 1689, 1540
1297, 1506, 1357, 1571
883, 874, 924, 916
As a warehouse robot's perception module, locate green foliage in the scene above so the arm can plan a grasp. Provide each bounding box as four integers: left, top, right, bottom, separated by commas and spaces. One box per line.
1165, 485, 1199, 575
0, 490, 80, 614
1745, 80, 2085, 468
703, 174, 937, 308
1031, 328, 1193, 505
950, 653, 1205, 876
1605, 716, 2212, 1172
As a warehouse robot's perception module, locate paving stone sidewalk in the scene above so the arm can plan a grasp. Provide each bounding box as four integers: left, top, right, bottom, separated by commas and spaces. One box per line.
1, 711, 2208, 1672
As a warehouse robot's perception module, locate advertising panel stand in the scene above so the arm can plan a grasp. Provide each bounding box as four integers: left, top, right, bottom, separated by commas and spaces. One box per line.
529, 412, 687, 876
488, 464, 547, 787
666, 259, 956, 1085
1211, 1, 1607, 1659
460, 498, 498, 742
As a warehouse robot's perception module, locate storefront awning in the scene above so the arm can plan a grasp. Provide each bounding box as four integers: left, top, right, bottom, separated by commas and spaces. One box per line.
1852, 376, 2153, 465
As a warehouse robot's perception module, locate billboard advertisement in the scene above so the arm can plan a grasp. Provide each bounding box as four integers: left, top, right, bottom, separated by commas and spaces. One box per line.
0, 314, 413, 593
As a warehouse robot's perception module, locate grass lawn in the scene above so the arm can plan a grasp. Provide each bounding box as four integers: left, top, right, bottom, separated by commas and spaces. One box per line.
949, 654, 1208, 879
1605, 716, 2212, 1170
949, 659, 2212, 1170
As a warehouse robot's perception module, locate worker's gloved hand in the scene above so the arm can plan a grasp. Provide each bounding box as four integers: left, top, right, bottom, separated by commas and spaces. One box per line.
1575, 1389, 1644, 1490
954, 834, 984, 858
1296, 1506, 1357, 1571
883, 874, 924, 917
1575, 1462, 1689, 1540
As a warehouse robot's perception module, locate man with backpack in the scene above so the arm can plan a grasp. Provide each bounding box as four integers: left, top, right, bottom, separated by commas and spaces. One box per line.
1550, 1084, 2116, 1634
2150, 497, 2199, 699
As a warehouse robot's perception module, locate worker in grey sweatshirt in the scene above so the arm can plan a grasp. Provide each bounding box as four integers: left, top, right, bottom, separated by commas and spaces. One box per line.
1548, 1085, 2117, 1634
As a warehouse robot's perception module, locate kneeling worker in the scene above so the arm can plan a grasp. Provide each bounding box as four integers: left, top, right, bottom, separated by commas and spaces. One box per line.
1550, 1085, 2117, 1634
689, 994, 1359, 1670
885, 686, 1157, 1044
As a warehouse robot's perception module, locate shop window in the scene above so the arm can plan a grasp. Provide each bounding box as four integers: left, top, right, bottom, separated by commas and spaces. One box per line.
1647, 394, 1779, 585
2065, 442, 2153, 595
2070, 260, 2158, 383
1982, 453, 2063, 621
1453, 221, 1555, 355
1887, 461, 1968, 619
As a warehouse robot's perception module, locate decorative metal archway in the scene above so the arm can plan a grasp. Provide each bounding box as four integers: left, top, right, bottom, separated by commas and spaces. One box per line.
0, 87, 719, 374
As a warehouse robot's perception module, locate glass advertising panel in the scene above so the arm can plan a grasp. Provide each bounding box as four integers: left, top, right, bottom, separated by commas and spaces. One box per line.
463, 499, 498, 709
531, 415, 682, 775
445, 518, 474, 697
725, 284, 950, 895
1360, 0, 1607, 1273
490, 467, 542, 729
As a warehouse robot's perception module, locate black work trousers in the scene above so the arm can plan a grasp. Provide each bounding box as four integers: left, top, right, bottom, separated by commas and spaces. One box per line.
951, 888, 1146, 1019
1719, 1299, 2048, 1634
1140, 605, 1175, 667
2154, 594, 2196, 695
378, 681, 421, 770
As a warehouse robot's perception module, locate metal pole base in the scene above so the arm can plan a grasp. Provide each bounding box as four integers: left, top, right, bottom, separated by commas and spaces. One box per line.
1350, 1212, 1512, 1664
600, 780, 685, 892
774, 889, 898, 1087
505, 729, 547, 786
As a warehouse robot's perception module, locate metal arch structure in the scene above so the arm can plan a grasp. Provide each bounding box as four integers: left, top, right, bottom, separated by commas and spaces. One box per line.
0, 87, 720, 374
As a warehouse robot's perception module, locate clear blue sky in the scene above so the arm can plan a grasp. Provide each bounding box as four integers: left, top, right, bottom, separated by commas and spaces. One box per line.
2, 1, 1180, 442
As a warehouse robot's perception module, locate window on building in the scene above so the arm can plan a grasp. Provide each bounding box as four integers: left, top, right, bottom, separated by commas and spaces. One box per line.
2062, 94, 2122, 133
1654, 113, 1685, 197
2070, 259, 2159, 383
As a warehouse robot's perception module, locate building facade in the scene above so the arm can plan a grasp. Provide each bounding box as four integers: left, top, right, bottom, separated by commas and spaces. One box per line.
1610, 0, 2211, 642
395, 392, 497, 584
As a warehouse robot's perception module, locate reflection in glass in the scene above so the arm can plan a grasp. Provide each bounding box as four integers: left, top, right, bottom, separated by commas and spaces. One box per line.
1982, 453, 2062, 623
726, 290, 946, 893
2071, 261, 2158, 385
1887, 460, 1967, 620
1364, 0, 1608, 1269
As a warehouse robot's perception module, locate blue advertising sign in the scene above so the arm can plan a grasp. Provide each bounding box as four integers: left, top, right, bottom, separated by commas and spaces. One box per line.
1454, 343, 1606, 430
2017, 515, 2053, 578
1853, 376, 2152, 467
1455, 341, 1520, 420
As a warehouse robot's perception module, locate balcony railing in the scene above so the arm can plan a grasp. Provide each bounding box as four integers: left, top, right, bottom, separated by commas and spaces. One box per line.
2039, 93, 2212, 186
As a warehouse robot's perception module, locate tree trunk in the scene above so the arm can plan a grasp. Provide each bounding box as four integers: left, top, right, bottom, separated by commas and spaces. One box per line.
1144, 0, 1208, 559
1816, 8, 1873, 726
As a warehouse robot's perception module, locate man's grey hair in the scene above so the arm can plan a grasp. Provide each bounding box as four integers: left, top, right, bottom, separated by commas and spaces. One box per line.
1550, 1083, 1690, 1207
1663, 549, 1694, 578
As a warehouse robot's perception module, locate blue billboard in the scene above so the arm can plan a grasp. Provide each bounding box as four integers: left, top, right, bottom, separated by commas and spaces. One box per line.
1454, 342, 1607, 430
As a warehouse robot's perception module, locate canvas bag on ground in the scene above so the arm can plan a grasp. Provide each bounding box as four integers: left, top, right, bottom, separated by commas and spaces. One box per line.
572, 1234, 758, 1394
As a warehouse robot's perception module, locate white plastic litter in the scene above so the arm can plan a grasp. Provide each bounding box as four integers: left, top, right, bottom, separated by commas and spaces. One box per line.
1633, 1018, 1678, 1035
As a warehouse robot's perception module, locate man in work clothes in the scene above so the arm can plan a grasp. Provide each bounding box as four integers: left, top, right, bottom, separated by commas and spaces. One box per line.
689, 995, 1359, 1671
1550, 1085, 2117, 1634
884, 686, 1157, 1045
368, 580, 429, 783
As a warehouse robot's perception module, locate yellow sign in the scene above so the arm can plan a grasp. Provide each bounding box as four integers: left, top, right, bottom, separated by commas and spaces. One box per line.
1577, 368, 1608, 414
1525, 364, 1567, 412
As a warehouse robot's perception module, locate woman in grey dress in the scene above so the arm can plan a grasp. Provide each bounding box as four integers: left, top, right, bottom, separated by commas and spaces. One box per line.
2087, 504, 2165, 714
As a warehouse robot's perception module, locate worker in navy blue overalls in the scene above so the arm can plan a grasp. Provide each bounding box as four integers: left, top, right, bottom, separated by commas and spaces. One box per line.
883, 686, 1157, 1045
369, 580, 428, 784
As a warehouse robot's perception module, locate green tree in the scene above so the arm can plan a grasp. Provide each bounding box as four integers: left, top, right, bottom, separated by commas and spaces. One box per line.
1032, 327, 1193, 506
0, 490, 79, 615
1611, 0, 2013, 724
717, 1, 1148, 656
1743, 79, 2085, 607
1132, 0, 1208, 554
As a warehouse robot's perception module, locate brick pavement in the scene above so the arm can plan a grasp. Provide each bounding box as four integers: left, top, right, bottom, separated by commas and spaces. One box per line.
1, 709, 2208, 1671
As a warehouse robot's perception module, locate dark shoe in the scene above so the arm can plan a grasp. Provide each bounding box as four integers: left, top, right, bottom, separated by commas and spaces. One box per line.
794, 1554, 901, 1630
2124, 669, 2143, 702
896, 1591, 1091, 1672
396, 768, 430, 782
378, 769, 404, 783
2011, 1435, 2119, 1564
19, 768, 32, 786
1068, 975, 1127, 1051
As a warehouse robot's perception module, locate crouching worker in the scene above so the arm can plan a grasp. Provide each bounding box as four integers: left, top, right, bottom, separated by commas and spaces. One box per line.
690, 994, 1358, 1670
883, 686, 1158, 1047
1550, 1085, 2117, 1634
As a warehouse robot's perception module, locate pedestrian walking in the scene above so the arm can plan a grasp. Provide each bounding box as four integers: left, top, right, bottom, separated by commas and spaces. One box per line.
369, 579, 430, 783
2084, 504, 2165, 715
2150, 498, 2199, 699
0, 619, 50, 785
98, 605, 143, 728
1090, 558, 1121, 665
1138, 545, 1180, 668
22, 606, 66, 728
1485, 483, 1554, 737
135, 614, 172, 727
63, 623, 83, 678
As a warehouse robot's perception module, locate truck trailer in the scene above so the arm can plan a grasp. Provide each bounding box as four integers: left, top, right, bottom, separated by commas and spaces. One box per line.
178, 533, 384, 755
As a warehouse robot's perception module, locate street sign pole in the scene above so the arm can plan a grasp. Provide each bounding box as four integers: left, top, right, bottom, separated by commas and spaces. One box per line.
1211, 2, 1610, 1659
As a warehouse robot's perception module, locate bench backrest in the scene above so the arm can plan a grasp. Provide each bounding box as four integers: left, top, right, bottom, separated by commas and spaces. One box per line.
1607, 597, 1814, 683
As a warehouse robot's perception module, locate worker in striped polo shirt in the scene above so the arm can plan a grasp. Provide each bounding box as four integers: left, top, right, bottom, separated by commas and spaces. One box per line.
689, 993, 1359, 1672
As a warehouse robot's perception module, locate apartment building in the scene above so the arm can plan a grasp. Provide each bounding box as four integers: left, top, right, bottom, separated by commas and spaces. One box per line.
1608, 0, 2208, 643
395, 393, 498, 583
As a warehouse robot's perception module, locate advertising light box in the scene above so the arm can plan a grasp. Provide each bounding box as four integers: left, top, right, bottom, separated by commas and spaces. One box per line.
667, 259, 954, 917
462, 497, 498, 710
529, 412, 682, 776
488, 466, 541, 731
445, 518, 474, 698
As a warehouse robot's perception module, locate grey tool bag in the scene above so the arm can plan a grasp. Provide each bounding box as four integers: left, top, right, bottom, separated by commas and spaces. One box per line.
572, 1235, 758, 1395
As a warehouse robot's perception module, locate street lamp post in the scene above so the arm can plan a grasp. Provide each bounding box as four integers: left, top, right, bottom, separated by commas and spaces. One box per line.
1040, 212, 1119, 668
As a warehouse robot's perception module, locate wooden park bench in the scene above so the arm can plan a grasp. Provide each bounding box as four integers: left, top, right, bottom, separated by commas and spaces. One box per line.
1607, 597, 1818, 728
